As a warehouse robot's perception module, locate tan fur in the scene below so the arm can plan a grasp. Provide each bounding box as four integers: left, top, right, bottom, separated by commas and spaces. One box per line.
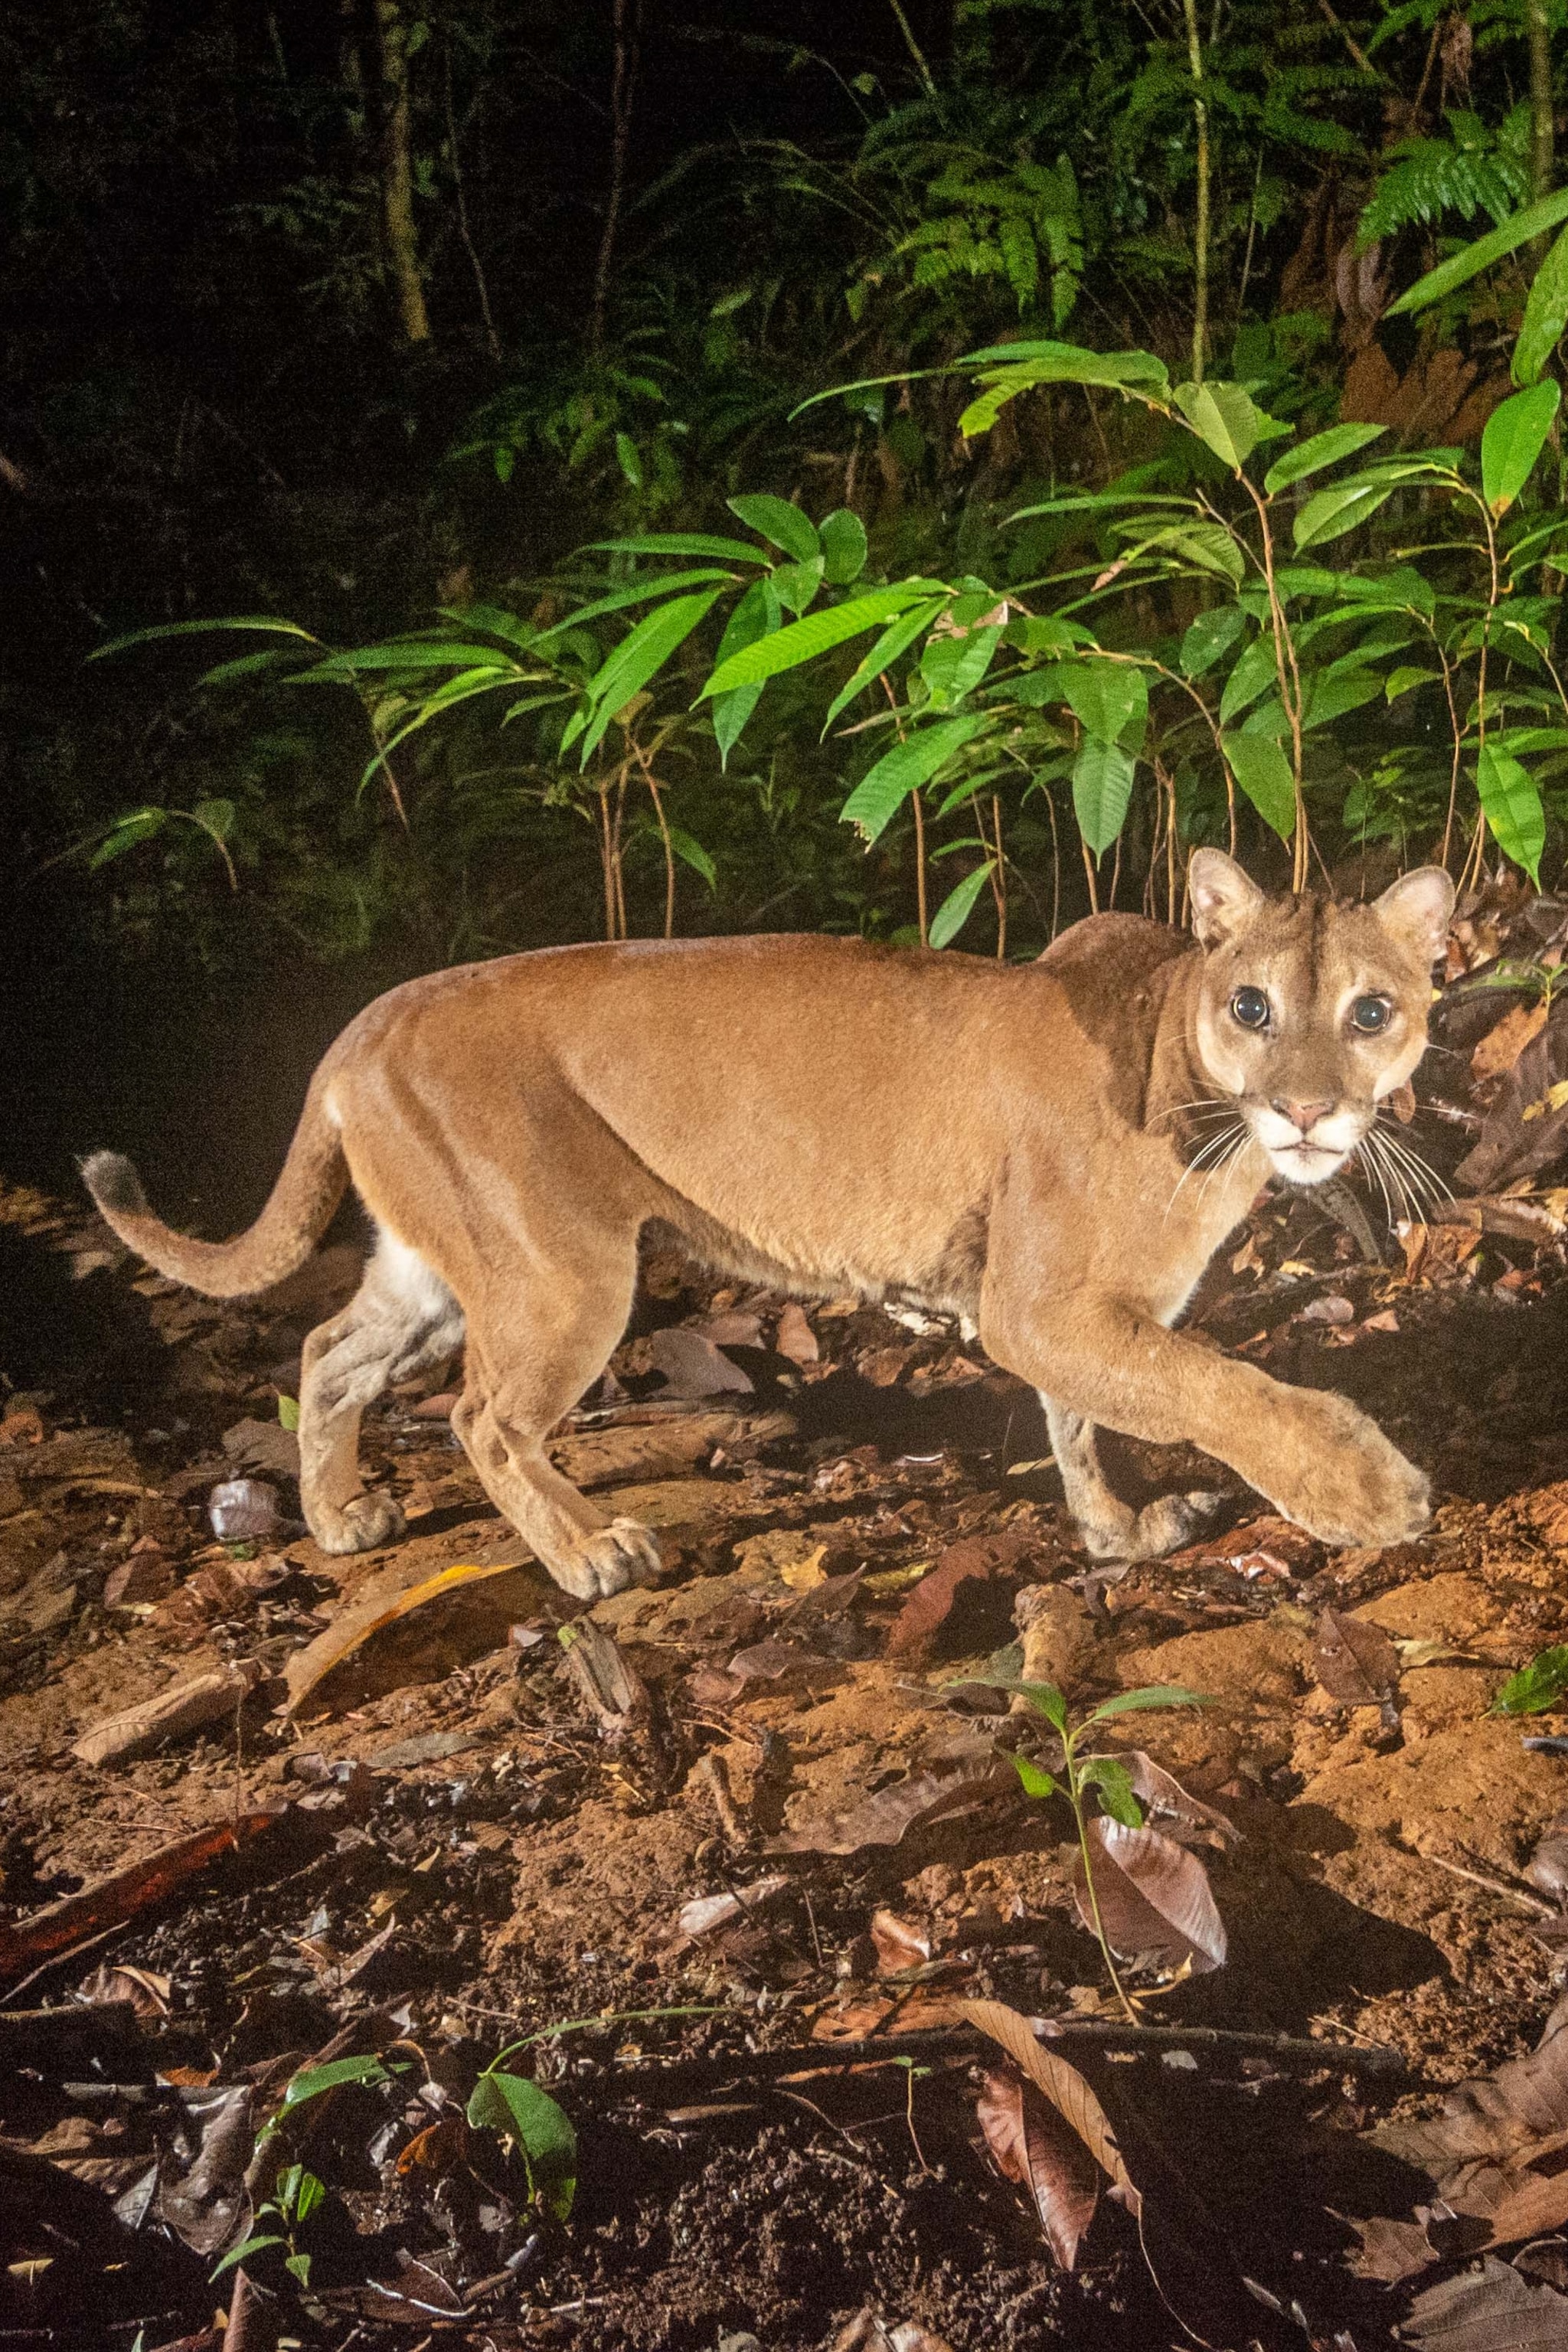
81, 851, 1453, 1599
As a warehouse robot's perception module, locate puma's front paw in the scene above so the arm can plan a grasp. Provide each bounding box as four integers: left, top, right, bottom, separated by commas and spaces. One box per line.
309, 1490, 407, 1555
1272, 1396, 1430, 1550
1077, 1489, 1227, 1563
550, 1515, 662, 1601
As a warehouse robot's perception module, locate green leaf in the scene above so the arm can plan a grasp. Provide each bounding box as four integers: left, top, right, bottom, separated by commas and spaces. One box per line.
1292, 480, 1397, 550
928, 860, 995, 948
822, 599, 949, 733
710, 580, 779, 769
194, 648, 299, 690
1011, 1753, 1059, 1801
467, 2073, 577, 2219
1514, 220, 1568, 387
1386, 185, 1568, 316
998, 1678, 1070, 1730
667, 825, 717, 888
1490, 1643, 1568, 1717
1385, 666, 1438, 701
1081, 1685, 1211, 1724
1219, 637, 1279, 724
301, 641, 520, 679
614, 431, 643, 489
89, 616, 322, 662
579, 590, 724, 764
726, 494, 821, 566
531, 570, 740, 648
211, 2234, 286, 2281
1073, 738, 1135, 855
1222, 732, 1297, 840
284, 2252, 313, 2288
1078, 1756, 1142, 1828
279, 2165, 325, 2222
1181, 608, 1248, 678
1477, 742, 1546, 884
704, 583, 948, 700
1263, 423, 1387, 495
191, 797, 236, 841
278, 1394, 299, 1432
591, 532, 769, 565
1130, 523, 1246, 584
1059, 661, 1147, 750
90, 808, 168, 867
1172, 380, 1272, 471
1481, 381, 1562, 516
1302, 668, 1386, 730
840, 717, 988, 844
820, 508, 869, 586
922, 623, 1003, 708
279, 2054, 391, 2112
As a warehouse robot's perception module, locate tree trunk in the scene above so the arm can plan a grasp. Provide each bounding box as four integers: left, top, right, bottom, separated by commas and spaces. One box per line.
591, 0, 640, 354
374, 0, 431, 345
1527, 0, 1556, 211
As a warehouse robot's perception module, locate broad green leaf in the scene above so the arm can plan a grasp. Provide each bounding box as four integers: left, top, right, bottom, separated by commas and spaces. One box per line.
614, 430, 642, 488
1007, 613, 1096, 655
1386, 185, 1568, 316
991, 1677, 1071, 1730
1131, 523, 1246, 584
667, 826, 717, 888
1073, 737, 1135, 855
195, 648, 299, 690
770, 555, 826, 616
922, 623, 1003, 708
579, 590, 724, 764
1292, 480, 1396, 550
822, 598, 948, 734
211, 2234, 286, 2280
191, 797, 236, 840
704, 583, 948, 699
280, 2055, 391, 2109
928, 859, 995, 948
727, 494, 820, 566
1263, 423, 1388, 495
710, 580, 779, 768
1222, 732, 1297, 839
278, 1393, 300, 1431
820, 508, 870, 586
90, 808, 168, 867
468, 2072, 577, 2219
1172, 380, 1272, 471
1481, 381, 1562, 517
1385, 666, 1438, 701
961, 340, 1171, 388
89, 615, 322, 662
1477, 742, 1546, 885
1302, 668, 1385, 730
1078, 1756, 1142, 1828
1011, 1754, 1059, 1801
592, 532, 769, 564
1060, 661, 1147, 751
279, 2166, 325, 2223
1514, 221, 1568, 387
1490, 1643, 1568, 1717
300, 642, 518, 681
1181, 607, 1248, 678
1219, 636, 1279, 724
1081, 1685, 1211, 1724
531, 570, 740, 648
840, 717, 988, 845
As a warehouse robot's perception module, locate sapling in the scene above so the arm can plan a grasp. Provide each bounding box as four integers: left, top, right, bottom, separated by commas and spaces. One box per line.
998, 1677, 1211, 2023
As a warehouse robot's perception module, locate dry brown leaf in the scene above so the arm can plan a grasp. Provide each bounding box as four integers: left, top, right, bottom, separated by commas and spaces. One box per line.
0, 1810, 285, 1978
959, 1997, 1140, 2216
1401, 2255, 1568, 2350
79, 1962, 171, 2017
284, 1557, 560, 1717
767, 1759, 1015, 1857
1471, 999, 1549, 1083
776, 1303, 821, 1364
1314, 1607, 1402, 1707
678, 1877, 789, 1939
395, 2115, 469, 2178
1072, 1817, 1227, 1975
1345, 2213, 1439, 2283
1102, 1751, 1239, 1851
975, 2063, 1099, 2269
885, 1533, 1034, 1662
647, 1326, 754, 1398
869, 1909, 932, 1973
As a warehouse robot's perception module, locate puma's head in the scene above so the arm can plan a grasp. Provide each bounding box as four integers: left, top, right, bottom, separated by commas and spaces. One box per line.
1186, 849, 1454, 1187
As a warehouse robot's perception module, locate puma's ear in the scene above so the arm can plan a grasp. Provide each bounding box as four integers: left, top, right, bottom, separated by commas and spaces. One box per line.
1188, 849, 1266, 948
1374, 866, 1455, 967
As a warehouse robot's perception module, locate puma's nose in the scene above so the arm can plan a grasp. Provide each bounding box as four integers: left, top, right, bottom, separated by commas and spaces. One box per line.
1274, 1097, 1333, 1134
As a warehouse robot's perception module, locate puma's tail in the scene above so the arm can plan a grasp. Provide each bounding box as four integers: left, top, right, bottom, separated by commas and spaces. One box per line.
80, 1079, 348, 1299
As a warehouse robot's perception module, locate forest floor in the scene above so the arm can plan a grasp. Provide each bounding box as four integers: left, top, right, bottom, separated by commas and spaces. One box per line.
9, 910, 1568, 2351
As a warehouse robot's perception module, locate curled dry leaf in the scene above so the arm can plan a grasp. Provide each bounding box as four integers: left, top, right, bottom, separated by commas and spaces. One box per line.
975, 2062, 1099, 2269
886, 1533, 1034, 1663
1347, 2213, 1442, 2284
767, 1757, 1017, 1857
1072, 1816, 1227, 1975
776, 1302, 821, 1364
1374, 1989, 1568, 2249
678, 1876, 790, 1939
870, 1909, 932, 1973
284, 1557, 560, 1717
1400, 2254, 1568, 2350
79, 1962, 171, 2017
958, 1997, 1140, 2218
1095, 1750, 1239, 1851
1314, 1607, 1402, 1707
647, 1325, 754, 1398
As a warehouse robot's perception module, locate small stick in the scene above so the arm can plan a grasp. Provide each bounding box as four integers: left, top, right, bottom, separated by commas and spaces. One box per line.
1407, 1838, 1557, 1918
694, 1751, 749, 1846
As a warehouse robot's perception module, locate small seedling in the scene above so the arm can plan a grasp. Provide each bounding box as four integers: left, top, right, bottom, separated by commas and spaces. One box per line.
997, 1678, 1210, 2021
212, 2162, 325, 2288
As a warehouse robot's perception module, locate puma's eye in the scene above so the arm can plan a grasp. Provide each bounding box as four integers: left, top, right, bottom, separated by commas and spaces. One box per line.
1351, 995, 1392, 1034
1230, 986, 1270, 1031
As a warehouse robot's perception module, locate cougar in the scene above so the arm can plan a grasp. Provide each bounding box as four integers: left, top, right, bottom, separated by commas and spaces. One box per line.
82, 850, 1452, 1598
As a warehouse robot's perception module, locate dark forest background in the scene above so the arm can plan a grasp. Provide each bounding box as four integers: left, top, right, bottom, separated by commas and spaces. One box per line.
2, 0, 1563, 1217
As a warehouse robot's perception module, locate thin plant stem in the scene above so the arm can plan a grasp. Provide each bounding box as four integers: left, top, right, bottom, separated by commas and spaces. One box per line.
443, 39, 501, 361
1080, 835, 1099, 916
630, 737, 677, 937
1239, 478, 1308, 887
989, 792, 1007, 956
884, 675, 928, 945
1063, 1736, 1137, 2025
1181, 0, 1210, 387
886, 0, 938, 97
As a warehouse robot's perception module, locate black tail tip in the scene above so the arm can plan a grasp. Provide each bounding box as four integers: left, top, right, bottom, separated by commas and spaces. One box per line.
79, 1150, 151, 1219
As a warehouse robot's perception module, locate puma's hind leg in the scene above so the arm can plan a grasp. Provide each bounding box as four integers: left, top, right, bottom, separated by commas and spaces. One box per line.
451, 1253, 660, 1602
1040, 1394, 1224, 1563
299, 1233, 466, 1554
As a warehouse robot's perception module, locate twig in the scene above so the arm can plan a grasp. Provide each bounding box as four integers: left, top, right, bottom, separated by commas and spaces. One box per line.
694, 1751, 749, 1846
1406, 1838, 1558, 1918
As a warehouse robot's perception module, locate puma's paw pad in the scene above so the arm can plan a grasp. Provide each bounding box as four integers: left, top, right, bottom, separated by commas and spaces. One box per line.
1077, 1490, 1226, 1563
310, 1491, 407, 1555
552, 1516, 662, 1601
1286, 1410, 1431, 1550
